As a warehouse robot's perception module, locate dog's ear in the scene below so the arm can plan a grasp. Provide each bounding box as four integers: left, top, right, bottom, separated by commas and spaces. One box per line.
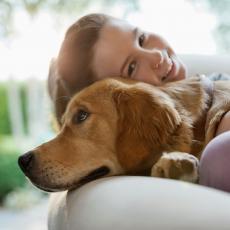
112, 84, 182, 174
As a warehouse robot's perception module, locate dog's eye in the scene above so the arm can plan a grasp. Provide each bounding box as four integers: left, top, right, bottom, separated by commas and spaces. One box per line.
73, 110, 89, 124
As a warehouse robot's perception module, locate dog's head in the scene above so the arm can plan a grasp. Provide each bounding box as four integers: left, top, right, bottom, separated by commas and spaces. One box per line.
18, 78, 192, 192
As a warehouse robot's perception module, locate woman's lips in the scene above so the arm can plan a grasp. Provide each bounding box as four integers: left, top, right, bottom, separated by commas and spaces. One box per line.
166, 59, 174, 76
162, 58, 175, 82
167, 58, 176, 78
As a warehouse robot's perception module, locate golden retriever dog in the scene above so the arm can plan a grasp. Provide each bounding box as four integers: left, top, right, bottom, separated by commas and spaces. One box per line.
18, 76, 230, 192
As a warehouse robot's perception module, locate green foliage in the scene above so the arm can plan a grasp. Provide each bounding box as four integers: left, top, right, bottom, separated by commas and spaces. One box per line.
20, 84, 28, 134
0, 82, 28, 135
0, 83, 11, 135
0, 137, 26, 202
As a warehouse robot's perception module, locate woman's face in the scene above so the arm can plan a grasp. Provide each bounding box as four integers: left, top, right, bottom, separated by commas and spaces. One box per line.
92, 18, 187, 85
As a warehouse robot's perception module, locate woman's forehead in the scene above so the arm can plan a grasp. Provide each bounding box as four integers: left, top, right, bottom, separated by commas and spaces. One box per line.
98, 18, 136, 44
106, 17, 135, 32
92, 19, 135, 79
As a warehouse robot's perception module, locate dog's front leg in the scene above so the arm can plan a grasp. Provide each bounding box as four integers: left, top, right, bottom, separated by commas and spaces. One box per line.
151, 152, 199, 183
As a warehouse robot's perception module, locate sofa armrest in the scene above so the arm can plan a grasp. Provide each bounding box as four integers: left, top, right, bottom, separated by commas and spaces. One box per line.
179, 54, 230, 76
48, 177, 230, 230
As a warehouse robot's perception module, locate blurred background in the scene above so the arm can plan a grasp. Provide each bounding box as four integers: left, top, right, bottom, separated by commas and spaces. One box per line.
0, 0, 229, 229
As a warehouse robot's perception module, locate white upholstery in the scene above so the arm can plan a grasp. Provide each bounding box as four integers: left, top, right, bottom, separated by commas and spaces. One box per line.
49, 177, 230, 230
48, 55, 230, 230
180, 54, 230, 76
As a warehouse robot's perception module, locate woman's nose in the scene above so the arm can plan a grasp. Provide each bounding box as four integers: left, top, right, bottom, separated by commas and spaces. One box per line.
143, 49, 164, 69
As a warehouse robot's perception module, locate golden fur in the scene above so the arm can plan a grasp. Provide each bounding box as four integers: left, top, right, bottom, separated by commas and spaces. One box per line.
20, 76, 230, 191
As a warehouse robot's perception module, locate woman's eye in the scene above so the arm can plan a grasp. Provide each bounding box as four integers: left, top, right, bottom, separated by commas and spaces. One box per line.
73, 109, 89, 124
138, 33, 145, 47
128, 61, 136, 77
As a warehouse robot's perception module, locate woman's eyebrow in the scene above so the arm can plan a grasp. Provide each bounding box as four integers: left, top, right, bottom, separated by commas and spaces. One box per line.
120, 27, 138, 75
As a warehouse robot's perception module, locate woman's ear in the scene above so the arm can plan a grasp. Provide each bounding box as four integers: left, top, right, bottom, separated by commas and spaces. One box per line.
112, 84, 182, 174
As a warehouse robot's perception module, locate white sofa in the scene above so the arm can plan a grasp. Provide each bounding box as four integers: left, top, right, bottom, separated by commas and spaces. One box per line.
48, 54, 230, 230
180, 54, 230, 77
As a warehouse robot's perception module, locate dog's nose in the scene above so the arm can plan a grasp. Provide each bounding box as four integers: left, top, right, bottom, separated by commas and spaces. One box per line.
18, 151, 34, 173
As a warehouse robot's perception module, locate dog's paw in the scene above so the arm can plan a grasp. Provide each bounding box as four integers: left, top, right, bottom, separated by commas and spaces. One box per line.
151, 152, 199, 183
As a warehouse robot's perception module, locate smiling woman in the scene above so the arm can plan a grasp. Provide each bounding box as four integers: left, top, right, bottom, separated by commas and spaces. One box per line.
92, 18, 186, 84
